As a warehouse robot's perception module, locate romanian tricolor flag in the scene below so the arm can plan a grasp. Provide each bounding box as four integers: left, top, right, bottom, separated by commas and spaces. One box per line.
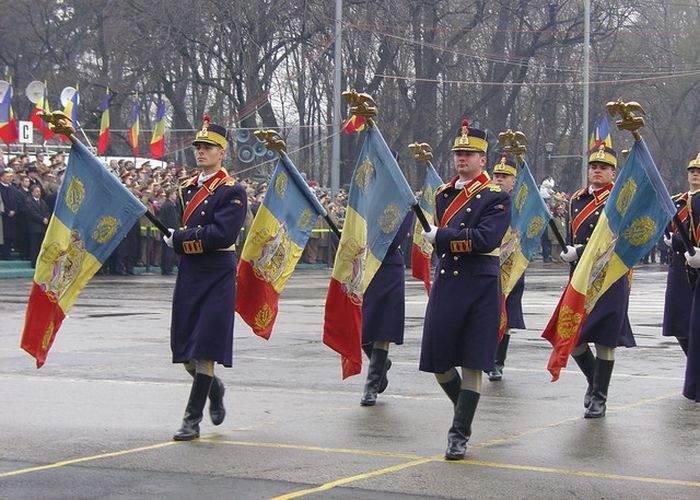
96, 90, 111, 155
149, 101, 167, 160
411, 162, 442, 293
542, 139, 675, 380
323, 125, 416, 378
30, 87, 54, 141
342, 114, 366, 134
127, 99, 140, 156
0, 81, 18, 145
21, 141, 146, 367
589, 115, 613, 151
236, 154, 327, 339
499, 160, 551, 338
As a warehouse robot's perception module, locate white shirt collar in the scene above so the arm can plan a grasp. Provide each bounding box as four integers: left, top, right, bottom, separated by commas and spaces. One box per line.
198, 169, 219, 186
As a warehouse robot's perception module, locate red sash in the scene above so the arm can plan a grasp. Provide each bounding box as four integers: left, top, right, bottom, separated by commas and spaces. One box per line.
670, 193, 689, 233
181, 169, 231, 225
439, 172, 491, 227
571, 183, 612, 238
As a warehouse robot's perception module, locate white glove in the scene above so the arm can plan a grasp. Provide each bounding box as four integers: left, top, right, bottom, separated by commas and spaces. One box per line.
560, 245, 580, 263
663, 234, 672, 247
422, 225, 438, 244
162, 228, 175, 248
685, 248, 700, 268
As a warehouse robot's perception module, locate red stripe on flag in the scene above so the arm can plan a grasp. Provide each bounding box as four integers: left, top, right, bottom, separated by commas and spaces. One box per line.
541, 284, 587, 381
97, 129, 110, 155
410, 243, 432, 294
0, 118, 18, 144
498, 293, 508, 342
323, 277, 362, 379
149, 137, 165, 160
235, 259, 280, 339
21, 282, 66, 368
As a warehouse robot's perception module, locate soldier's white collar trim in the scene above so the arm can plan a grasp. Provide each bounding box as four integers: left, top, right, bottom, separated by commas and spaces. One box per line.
198, 170, 219, 186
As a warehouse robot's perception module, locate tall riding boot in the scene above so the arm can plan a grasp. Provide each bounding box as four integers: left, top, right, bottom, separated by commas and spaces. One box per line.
362, 342, 392, 394
360, 348, 388, 406
678, 337, 689, 356
173, 373, 213, 441
184, 364, 226, 425
208, 376, 226, 426
445, 390, 480, 460
438, 374, 462, 406
488, 334, 510, 381
584, 358, 614, 419
572, 346, 596, 408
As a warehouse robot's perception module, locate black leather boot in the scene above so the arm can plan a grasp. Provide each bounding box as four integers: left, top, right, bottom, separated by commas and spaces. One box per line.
572, 346, 596, 408
438, 373, 461, 405
584, 358, 614, 419
445, 390, 480, 460
209, 376, 226, 426
362, 343, 391, 394
488, 334, 510, 381
360, 348, 388, 406
184, 365, 226, 425
173, 373, 213, 441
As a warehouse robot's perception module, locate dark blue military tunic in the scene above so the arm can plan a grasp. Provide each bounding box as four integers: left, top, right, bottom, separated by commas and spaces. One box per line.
420, 173, 511, 373
684, 191, 700, 401
170, 171, 247, 367
506, 274, 526, 330
663, 192, 692, 339
568, 186, 635, 348
362, 212, 414, 345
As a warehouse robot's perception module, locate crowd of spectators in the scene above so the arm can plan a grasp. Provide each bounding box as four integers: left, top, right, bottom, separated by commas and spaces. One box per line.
0, 150, 670, 274
0, 151, 348, 272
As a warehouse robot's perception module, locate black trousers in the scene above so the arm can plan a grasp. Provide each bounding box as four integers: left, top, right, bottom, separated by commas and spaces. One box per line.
541, 232, 552, 262
160, 240, 177, 274
29, 232, 45, 268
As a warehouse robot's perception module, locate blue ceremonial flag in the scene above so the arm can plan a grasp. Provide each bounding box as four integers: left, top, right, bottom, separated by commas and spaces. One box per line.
237, 154, 326, 339
543, 138, 675, 380
22, 141, 146, 367
324, 125, 416, 378
499, 159, 552, 335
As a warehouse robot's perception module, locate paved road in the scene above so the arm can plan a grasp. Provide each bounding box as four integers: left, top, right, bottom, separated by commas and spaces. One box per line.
0, 263, 698, 499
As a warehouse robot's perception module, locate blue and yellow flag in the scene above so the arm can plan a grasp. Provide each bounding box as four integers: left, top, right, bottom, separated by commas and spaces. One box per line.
543, 139, 675, 380
324, 125, 416, 378
499, 160, 551, 336
21, 141, 146, 367
237, 154, 327, 339
411, 162, 442, 293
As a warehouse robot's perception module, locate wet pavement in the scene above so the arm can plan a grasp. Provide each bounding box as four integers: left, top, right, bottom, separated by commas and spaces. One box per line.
0, 263, 698, 499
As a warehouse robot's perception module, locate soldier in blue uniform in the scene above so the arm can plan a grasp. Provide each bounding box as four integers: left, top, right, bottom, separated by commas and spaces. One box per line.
488, 154, 525, 381
662, 155, 700, 354
360, 211, 413, 406
420, 119, 510, 460
162, 117, 248, 440
559, 144, 635, 418
681, 153, 700, 402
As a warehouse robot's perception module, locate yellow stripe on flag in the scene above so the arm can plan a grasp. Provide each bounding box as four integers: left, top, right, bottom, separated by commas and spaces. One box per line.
240, 204, 304, 294
33, 217, 102, 312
